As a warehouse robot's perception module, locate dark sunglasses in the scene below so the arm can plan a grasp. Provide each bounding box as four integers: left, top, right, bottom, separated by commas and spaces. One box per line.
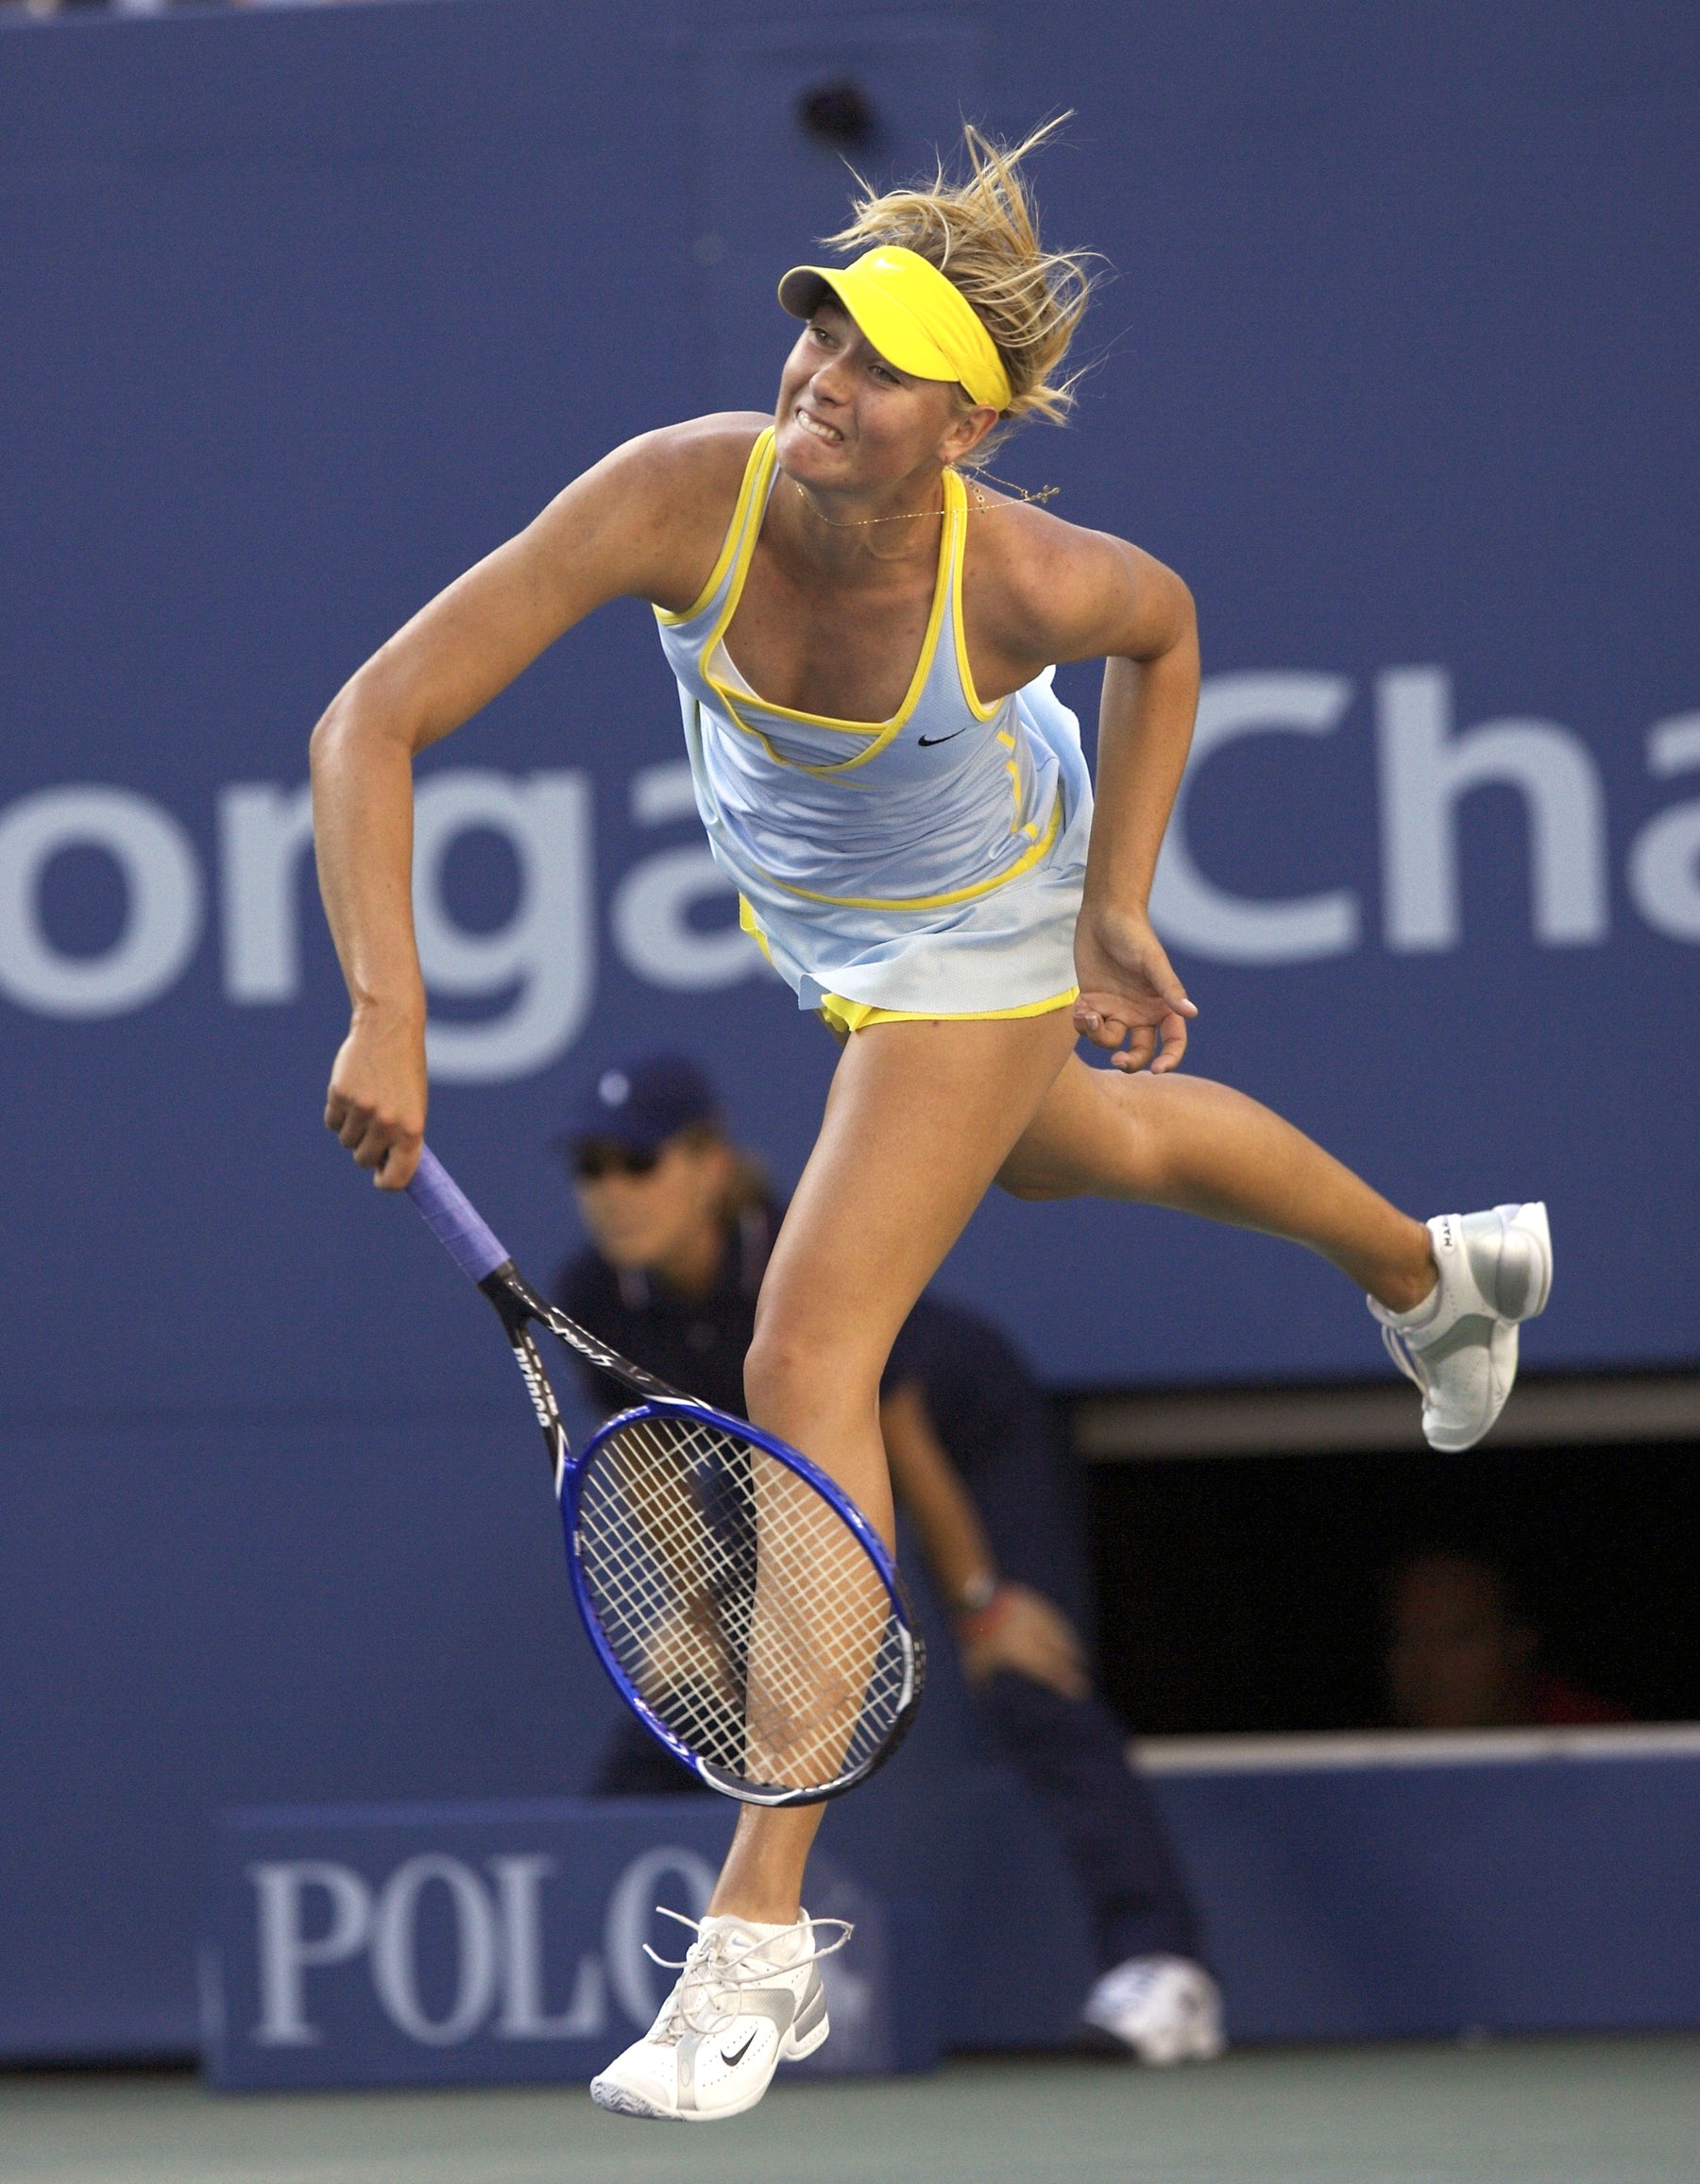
571, 1140, 661, 1183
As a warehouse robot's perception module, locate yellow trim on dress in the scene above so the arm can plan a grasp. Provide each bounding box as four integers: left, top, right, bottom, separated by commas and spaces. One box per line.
654, 429, 775, 628
701, 443, 960, 776
948, 483, 1002, 725
740, 894, 777, 965
699, 435, 1066, 914
739, 897, 1077, 1038
819, 987, 1080, 1037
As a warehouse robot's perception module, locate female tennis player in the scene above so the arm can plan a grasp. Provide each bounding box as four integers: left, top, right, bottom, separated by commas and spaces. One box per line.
313, 123, 1551, 2120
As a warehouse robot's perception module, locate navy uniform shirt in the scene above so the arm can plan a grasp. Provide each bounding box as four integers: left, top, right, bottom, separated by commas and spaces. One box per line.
553, 1203, 776, 1423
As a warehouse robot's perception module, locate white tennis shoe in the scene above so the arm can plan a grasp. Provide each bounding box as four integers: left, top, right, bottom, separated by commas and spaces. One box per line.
590, 1909, 846, 2123
1369, 1203, 1553, 1452
1081, 1954, 1226, 2064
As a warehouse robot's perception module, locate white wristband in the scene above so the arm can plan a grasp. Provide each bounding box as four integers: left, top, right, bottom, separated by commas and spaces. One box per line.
954, 1569, 999, 1615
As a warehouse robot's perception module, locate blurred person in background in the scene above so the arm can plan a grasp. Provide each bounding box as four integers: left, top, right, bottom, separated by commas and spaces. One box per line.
1386, 1547, 1631, 1731
555, 1052, 1224, 2066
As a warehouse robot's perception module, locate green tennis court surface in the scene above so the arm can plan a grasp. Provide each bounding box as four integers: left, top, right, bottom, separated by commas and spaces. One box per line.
7, 2039, 1697, 2184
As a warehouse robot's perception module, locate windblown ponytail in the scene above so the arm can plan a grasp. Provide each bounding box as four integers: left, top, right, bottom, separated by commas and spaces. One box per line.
825, 116, 1097, 441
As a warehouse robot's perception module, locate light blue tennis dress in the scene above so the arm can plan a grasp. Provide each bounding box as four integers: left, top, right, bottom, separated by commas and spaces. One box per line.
654, 427, 1094, 1028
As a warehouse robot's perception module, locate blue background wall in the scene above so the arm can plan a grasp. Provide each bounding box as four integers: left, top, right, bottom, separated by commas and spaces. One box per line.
1, 0, 1696, 2057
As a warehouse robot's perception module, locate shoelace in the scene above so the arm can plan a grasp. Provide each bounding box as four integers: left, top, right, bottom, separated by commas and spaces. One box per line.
643, 1906, 854, 2042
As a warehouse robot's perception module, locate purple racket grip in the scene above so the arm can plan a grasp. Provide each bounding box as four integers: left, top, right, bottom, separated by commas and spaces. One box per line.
406, 1146, 511, 1285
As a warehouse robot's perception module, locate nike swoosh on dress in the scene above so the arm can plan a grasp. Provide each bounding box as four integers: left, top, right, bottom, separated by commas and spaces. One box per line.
917, 725, 973, 747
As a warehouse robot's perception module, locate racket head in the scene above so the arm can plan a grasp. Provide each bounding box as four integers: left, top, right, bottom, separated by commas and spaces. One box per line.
562, 1397, 924, 1806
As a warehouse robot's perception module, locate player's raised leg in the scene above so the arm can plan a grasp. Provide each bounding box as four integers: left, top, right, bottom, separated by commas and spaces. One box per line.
998, 1059, 1435, 1300
591, 1008, 1079, 2123
998, 1058, 1551, 1449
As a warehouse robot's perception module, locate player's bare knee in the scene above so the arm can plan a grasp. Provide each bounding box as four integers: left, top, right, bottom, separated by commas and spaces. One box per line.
742, 1318, 826, 1422
994, 1159, 1066, 1203
1103, 1070, 1182, 1193
744, 1314, 881, 1433
996, 1069, 1174, 1203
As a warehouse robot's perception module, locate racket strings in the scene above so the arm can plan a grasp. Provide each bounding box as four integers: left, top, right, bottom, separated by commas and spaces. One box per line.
575, 1410, 910, 1794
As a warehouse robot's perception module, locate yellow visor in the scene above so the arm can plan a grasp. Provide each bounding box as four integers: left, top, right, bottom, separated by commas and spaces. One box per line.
777, 245, 1012, 412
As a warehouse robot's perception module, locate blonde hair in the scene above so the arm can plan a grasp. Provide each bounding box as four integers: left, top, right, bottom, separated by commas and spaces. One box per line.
825, 116, 1096, 443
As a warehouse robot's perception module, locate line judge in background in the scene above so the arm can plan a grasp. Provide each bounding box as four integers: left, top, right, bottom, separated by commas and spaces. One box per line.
553, 1051, 1224, 2068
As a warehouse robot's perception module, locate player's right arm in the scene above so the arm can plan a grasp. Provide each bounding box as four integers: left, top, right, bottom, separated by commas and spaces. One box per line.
312, 417, 762, 1188
880, 1379, 1088, 1701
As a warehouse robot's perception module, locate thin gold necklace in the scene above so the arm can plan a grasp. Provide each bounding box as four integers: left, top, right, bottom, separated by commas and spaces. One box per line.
791, 469, 1059, 529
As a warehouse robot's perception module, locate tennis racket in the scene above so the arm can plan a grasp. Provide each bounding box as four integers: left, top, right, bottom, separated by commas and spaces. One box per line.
400, 1144, 924, 1806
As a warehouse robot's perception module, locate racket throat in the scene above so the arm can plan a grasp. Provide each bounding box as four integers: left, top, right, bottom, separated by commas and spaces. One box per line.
478, 1263, 532, 1333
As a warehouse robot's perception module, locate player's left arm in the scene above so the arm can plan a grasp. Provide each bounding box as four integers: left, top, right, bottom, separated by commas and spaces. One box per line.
996, 517, 1201, 1073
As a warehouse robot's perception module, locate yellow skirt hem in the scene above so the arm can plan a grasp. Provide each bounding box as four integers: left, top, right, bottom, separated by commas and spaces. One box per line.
738, 896, 1077, 1039
817, 987, 1080, 1038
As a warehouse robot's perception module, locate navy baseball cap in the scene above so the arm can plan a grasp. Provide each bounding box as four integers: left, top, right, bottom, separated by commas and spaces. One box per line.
558, 1054, 721, 1158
